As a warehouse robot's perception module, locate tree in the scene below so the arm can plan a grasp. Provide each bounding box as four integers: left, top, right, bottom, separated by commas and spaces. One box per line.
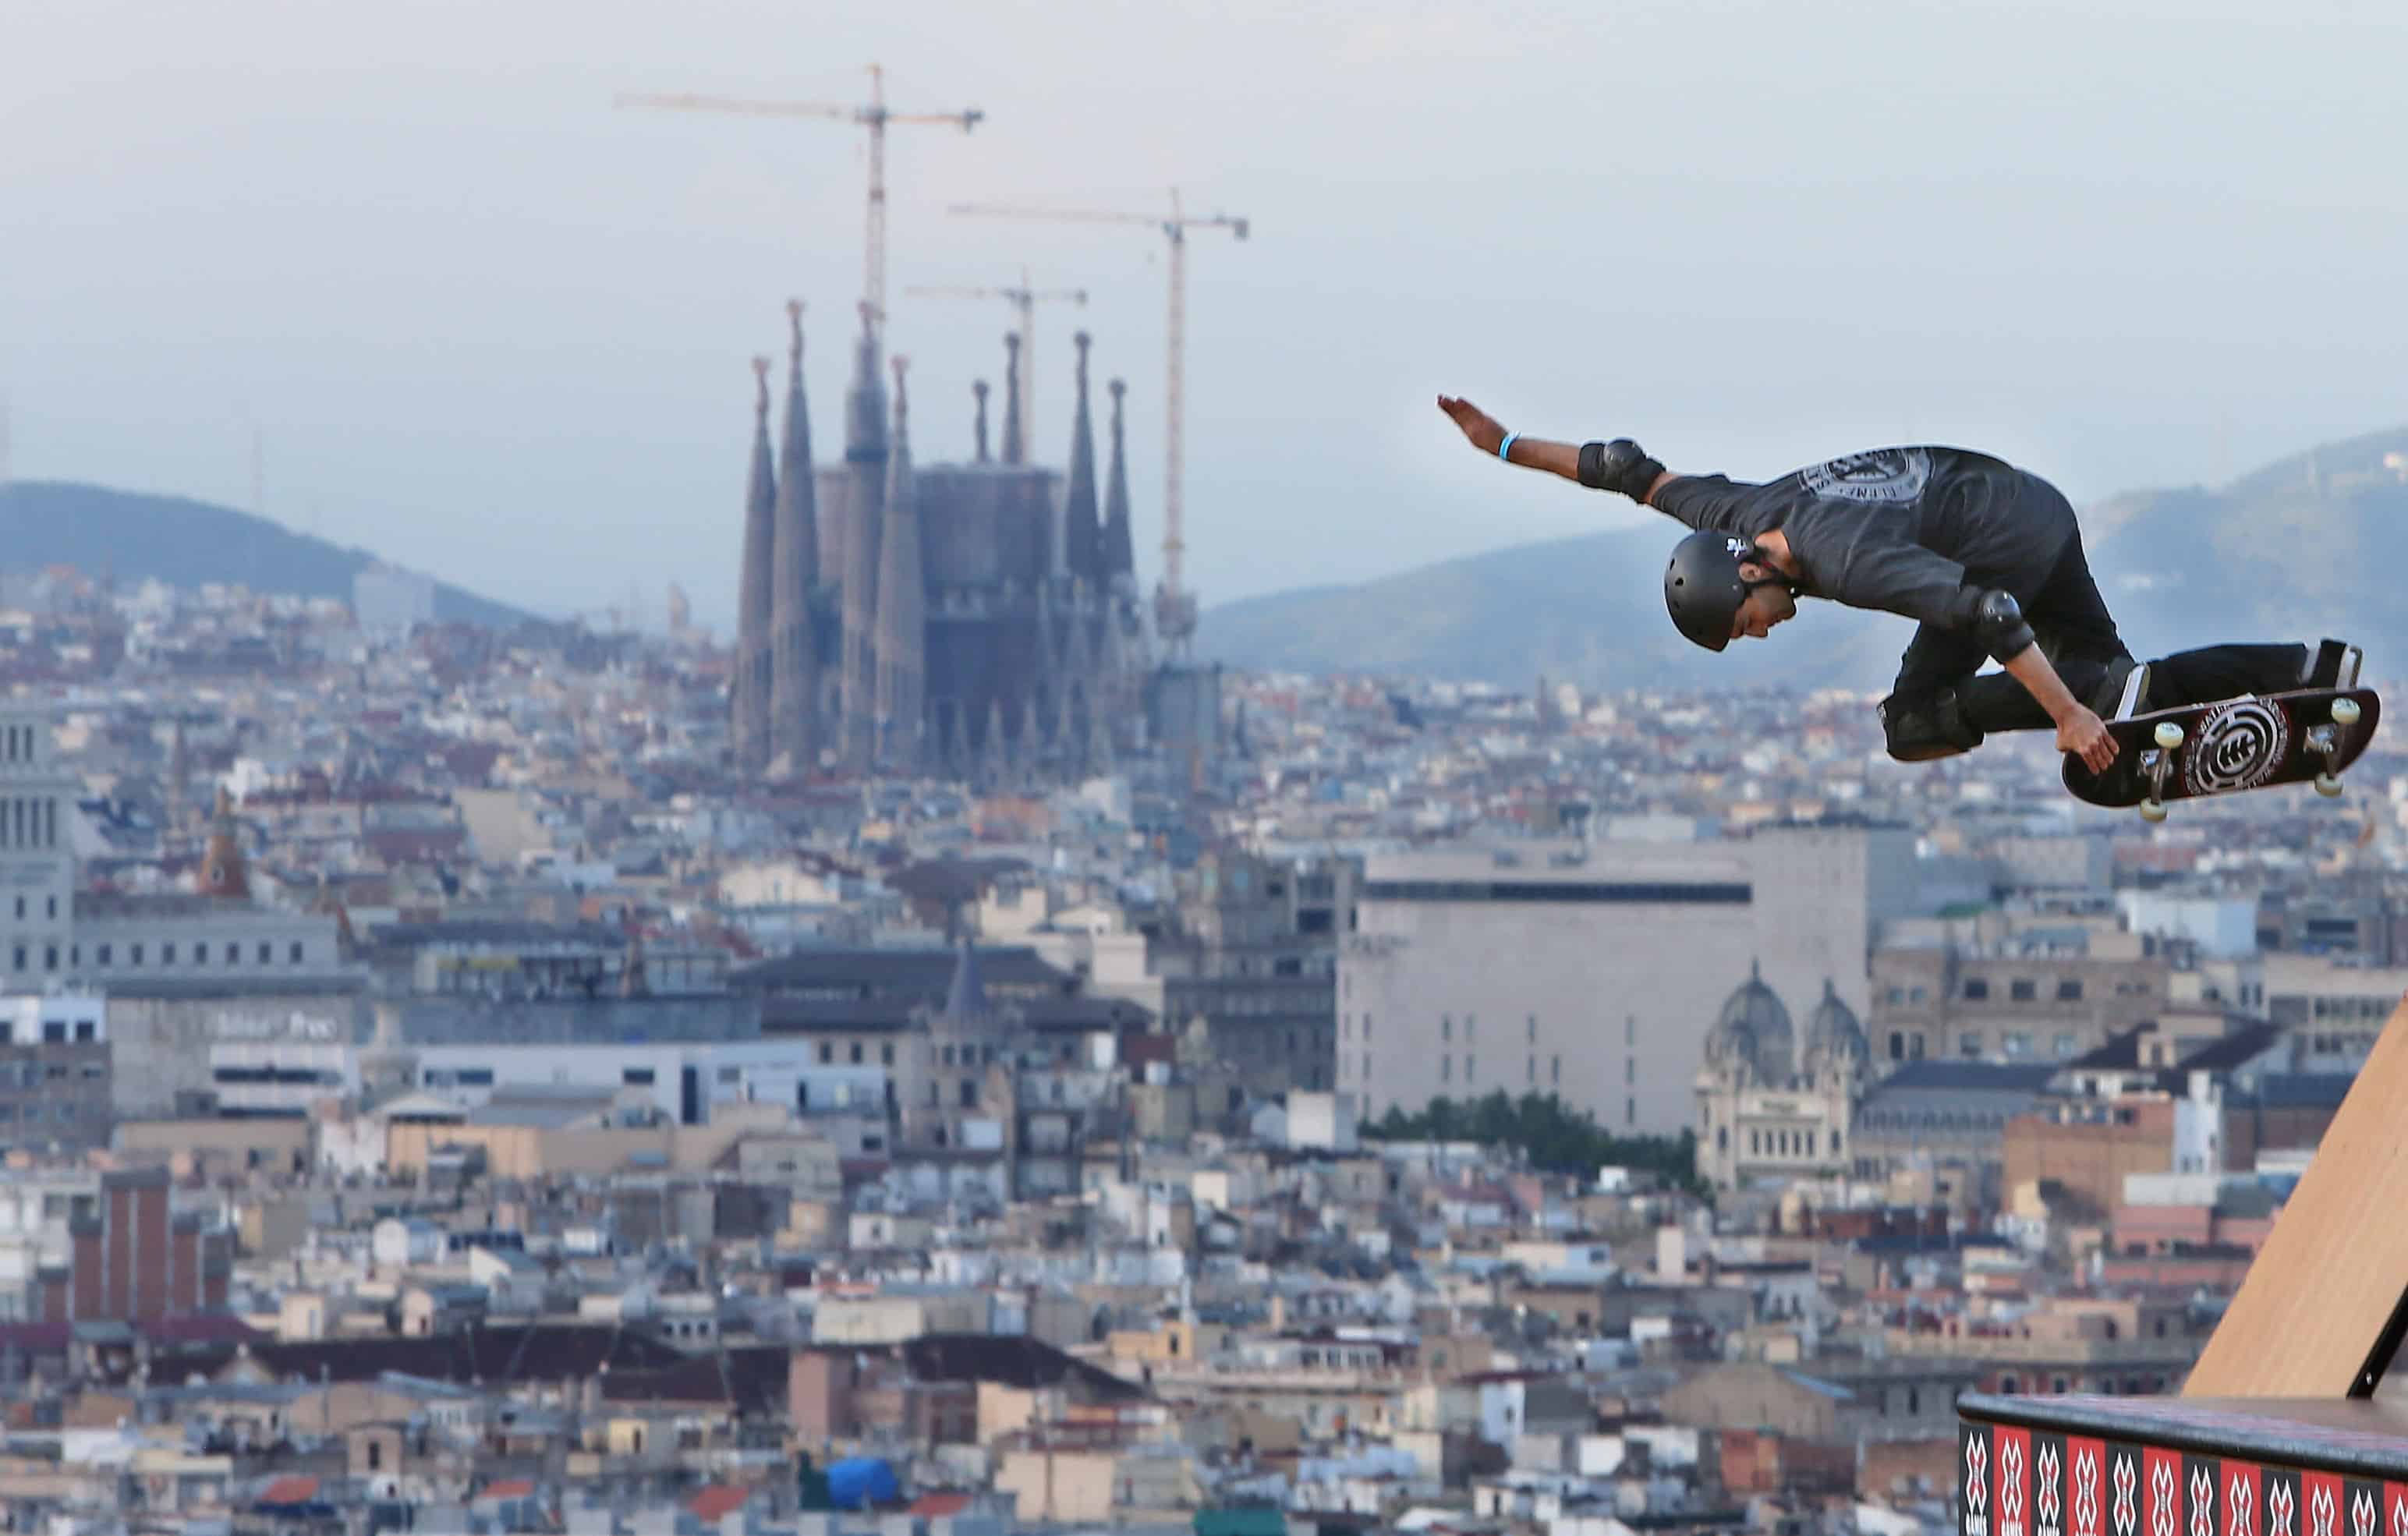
1359, 1090, 1710, 1201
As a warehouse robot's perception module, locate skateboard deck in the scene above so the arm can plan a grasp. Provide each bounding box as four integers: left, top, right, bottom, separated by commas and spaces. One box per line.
2062, 686, 2380, 815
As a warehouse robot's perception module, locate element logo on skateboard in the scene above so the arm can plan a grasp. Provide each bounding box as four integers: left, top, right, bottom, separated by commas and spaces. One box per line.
1801, 447, 1932, 504
2183, 699, 2290, 796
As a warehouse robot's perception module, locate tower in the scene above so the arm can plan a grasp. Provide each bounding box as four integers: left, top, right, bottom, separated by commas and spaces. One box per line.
972, 380, 991, 465
838, 302, 889, 771
1000, 333, 1025, 466
1102, 377, 1135, 596
905, 940, 1008, 1154
731, 356, 778, 770
198, 787, 250, 900
873, 356, 925, 773
1061, 332, 1103, 588
769, 301, 823, 777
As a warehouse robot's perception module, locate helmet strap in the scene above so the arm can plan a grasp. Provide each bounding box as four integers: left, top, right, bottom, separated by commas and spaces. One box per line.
1740, 544, 1801, 597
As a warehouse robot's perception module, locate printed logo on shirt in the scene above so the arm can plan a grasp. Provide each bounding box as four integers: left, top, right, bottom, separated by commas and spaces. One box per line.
1801, 448, 1932, 505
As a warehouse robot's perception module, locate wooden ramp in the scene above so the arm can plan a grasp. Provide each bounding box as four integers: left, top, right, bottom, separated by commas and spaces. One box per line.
1955, 994, 2408, 1534
2183, 991, 2408, 1397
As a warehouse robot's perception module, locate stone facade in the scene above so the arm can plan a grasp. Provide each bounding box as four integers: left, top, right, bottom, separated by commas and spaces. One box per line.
733, 309, 1148, 783
1694, 972, 1871, 1190
1340, 823, 1918, 1137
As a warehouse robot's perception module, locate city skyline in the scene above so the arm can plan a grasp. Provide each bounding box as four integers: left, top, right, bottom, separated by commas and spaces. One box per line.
10, 1, 2408, 637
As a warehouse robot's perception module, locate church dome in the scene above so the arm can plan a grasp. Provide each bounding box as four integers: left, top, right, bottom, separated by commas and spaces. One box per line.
1702, 1014, 1758, 1076
1706, 961, 1794, 1085
1801, 979, 1869, 1074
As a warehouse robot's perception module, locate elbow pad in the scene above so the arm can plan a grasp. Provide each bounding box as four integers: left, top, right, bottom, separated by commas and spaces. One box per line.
1951, 586, 2036, 664
1578, 438, 1666, 501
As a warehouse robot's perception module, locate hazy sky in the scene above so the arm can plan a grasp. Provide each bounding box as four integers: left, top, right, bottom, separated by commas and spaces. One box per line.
9, 0, 2408, 635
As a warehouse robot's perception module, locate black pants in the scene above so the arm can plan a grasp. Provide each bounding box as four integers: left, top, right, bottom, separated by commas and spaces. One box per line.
1893, 518, 2308, 734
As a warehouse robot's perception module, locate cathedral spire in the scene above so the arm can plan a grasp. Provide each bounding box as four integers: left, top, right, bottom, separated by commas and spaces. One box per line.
873, 356, 925, 773
1102, 376, 1135, 593
972, 380, 991, 465
839, 301, 887, 772
981, 697, 1010, 787
1061, 331, 1102, 586
1018, 693, 1043, 772
732, 355, 777, 770
769, 301, 821, 777
1000, 333, 1025, 466
842, 299, 888, 466
1057, 683, 1081, 779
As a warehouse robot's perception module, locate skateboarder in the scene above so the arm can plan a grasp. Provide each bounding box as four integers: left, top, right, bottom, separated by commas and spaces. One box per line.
1436, 395, 2350, 773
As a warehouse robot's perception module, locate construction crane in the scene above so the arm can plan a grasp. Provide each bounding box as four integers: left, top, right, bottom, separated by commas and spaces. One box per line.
617, 65, 983, 327
905, 270, 1088, 448
949, 190, 1248, 660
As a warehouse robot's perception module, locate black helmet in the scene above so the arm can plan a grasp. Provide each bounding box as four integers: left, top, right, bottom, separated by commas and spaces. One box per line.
1665, 531, 1757, 653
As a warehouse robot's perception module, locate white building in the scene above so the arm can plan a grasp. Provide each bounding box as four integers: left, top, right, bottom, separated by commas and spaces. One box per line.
1693, 974, 1873, 1190
209, 1037, 357, 1117
2117, 890, 2258, 958
353, 567, 435, 641
409, 1039, 887, 1132
0, 710, 80, 975
0, 705, 357, 1117
1339, 823, 1922, 1136
1284, 1090, 1360, 1152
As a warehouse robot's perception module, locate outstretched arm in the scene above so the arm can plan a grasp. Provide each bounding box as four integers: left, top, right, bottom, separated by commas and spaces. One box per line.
1437, 396, 1678, 504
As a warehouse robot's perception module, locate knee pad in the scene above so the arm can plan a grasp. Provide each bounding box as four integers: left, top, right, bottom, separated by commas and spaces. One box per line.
1881, 688, 1985, 762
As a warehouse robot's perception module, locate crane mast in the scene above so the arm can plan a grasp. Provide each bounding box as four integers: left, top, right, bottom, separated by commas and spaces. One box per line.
948, 192, 1248, 660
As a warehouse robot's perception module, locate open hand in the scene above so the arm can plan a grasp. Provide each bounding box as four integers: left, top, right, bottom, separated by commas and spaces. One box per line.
1436, 395, 1506, 456
2056, 704, 2118, 775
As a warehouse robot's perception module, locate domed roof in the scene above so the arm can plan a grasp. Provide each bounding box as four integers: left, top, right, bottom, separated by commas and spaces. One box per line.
1801, 979, 1868, 1067
1706, 961, 1794, 1085
1716, 962, 1793, 1042
1703, 1014, 1758, 1071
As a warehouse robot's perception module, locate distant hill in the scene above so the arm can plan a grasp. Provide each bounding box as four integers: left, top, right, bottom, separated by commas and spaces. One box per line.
0, 480, 539, 629
2081, 426, 2408, 664
1202, 523, 1916, 694
1203, 429, 2408, 692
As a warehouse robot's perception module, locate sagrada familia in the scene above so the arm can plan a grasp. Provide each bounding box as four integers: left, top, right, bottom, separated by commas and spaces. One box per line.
728, 301, 1149, 782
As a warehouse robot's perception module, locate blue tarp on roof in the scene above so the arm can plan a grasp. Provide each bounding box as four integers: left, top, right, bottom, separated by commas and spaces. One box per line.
827, 1456, 899, 1509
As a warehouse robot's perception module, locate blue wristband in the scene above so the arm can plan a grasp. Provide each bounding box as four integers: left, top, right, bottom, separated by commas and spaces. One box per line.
1498, 430, 1521, 462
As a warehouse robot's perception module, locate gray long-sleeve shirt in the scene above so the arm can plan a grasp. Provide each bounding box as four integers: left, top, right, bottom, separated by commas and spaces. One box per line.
1650, 446, 2078, 630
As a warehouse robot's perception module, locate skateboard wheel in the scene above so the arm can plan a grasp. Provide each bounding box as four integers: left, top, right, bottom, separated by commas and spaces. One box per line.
2138, 798, 2168, 823
2316, 773, 2344, 798
2152, 721, 2185, 749
2333, 698, 2363, 726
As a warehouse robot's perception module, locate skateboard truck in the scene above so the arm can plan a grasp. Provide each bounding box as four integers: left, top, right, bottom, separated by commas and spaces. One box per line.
2312, 694, 2365, 798
2137, 719, 2183, 822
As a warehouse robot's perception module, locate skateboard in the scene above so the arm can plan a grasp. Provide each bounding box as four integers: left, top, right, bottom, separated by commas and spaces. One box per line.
2063, 684, 2381, 821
